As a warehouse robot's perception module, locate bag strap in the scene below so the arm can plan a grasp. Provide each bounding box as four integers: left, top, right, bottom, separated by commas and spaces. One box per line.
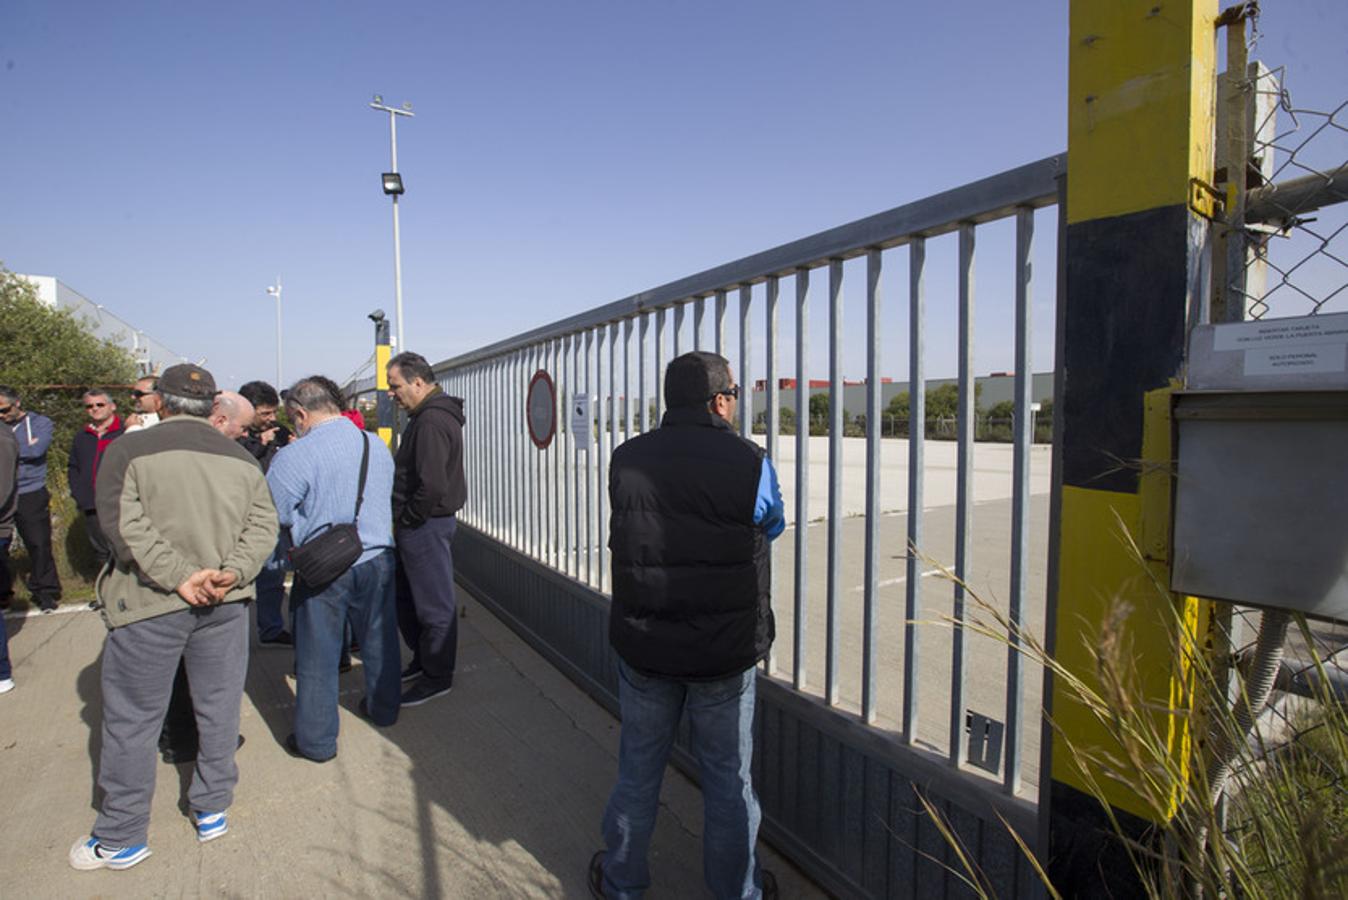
352, 432, 371, 523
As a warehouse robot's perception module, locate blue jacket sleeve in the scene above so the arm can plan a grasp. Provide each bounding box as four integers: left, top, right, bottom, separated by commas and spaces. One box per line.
17, 414, 52, 462
753, 457, 786, 541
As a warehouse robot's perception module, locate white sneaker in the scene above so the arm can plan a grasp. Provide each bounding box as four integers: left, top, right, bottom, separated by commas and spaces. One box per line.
0, 678, 13, 694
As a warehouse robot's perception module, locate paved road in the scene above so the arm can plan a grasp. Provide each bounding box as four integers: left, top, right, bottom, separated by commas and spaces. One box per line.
0, 596, 821, 899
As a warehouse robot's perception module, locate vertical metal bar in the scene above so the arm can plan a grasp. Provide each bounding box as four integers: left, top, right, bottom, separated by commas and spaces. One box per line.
862, 249, 882, 725
605, 321, 618, 591
530, 347, 539, 556
949, 222, 976, 765
623, 318, 633, 442
1006, 208, 1034, 794
793, 267, 810, 691
738, 286, 752, 439
489, 358, 499, 538
585, 327, 596, 585
714, 289, 727, 358
764, 275, 779, 676
673, 303, 684, 358
826, 258, 843, 706
552, 338, 562, 570
562, 334, 572, 575
638, 313, 649, 433
573, 332, 584, 577
904, 238, 927, 743
654, 308, 666, 423
693, 296, 706, 351
513, 350, 522, 548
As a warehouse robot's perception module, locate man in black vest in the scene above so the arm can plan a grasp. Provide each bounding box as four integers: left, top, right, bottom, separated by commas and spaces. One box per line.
591, 351, 785, 900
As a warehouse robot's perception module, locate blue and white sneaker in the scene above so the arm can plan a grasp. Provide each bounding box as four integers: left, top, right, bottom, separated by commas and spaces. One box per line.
68, 836, 151, 871
194, 810, 228, 843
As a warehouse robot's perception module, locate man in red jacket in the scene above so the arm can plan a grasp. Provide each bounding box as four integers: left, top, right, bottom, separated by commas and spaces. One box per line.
69, 388, 125, 568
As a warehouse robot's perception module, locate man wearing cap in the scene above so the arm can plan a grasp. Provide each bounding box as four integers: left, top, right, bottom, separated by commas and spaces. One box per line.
70, 363, 278, 872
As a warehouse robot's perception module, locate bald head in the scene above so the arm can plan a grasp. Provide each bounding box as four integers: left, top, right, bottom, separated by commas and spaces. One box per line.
210, 391, 256, 440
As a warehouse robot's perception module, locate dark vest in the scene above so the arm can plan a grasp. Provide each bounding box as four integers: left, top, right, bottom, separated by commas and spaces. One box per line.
608, 407, 773, 680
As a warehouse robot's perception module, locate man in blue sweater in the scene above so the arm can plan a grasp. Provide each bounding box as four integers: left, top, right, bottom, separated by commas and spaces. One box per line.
0, 386, 61, 611
267, 377, 400, 762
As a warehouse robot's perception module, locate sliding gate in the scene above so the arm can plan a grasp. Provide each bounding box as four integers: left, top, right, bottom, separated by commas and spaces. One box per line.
434, 154, 1062, 898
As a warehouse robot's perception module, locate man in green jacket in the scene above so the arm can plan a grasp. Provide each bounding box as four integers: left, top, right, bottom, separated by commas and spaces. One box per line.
69, 364, 279, 872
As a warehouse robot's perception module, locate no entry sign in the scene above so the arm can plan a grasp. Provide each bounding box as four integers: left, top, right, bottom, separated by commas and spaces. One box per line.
527, 369, 556, 449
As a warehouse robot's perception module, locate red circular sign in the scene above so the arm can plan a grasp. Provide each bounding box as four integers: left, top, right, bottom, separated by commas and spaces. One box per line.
527, 369, 556, 449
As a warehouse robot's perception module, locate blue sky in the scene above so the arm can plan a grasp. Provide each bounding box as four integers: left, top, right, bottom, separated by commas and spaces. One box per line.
2, 1, 1344, 391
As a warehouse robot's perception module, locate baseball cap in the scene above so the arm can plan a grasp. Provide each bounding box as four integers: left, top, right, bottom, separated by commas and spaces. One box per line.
158, 363, 218, 400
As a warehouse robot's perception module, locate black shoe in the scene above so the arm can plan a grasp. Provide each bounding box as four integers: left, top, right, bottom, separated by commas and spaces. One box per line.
348, 639, 361, 656
259, 630, 294, 648
338, 656, 353, 674
400, 679, 452, 707
761, 870, 778, 900
39, 598, 59, 613
161, 745, 196, 765
284, 733, 335, 763
587, 850, 605, 899
400, 662, 423, 684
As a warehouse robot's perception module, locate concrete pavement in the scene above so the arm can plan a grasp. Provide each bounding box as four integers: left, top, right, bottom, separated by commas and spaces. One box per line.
0, 593, 820, 899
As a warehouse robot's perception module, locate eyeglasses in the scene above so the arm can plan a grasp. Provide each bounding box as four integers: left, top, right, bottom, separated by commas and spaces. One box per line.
0, 405, 11, 415
85, 402, 109, 409
131, 389, 155, 399
711, 385, 740, 401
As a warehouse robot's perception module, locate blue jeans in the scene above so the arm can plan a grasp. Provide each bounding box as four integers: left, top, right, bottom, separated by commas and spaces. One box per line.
255, 565, 287, 640
601, 660, 764, 900
291, 551, 400, 759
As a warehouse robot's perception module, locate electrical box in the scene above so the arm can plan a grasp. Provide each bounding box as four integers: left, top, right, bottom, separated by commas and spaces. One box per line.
1171, 313, 1348, 621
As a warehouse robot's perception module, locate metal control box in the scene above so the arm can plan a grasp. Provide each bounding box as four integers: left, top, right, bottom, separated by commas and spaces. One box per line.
1172, 314, 1348, 621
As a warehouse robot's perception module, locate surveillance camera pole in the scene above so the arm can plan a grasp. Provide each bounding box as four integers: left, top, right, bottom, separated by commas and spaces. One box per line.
266, 277, 283, 388
369, 97, 414, 353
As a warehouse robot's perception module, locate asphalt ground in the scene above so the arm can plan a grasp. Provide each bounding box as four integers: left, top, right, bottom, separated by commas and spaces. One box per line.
0, 593, 821, 899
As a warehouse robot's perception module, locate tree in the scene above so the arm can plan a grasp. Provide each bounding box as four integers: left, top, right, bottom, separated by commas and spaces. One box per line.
0, 266, 139, 480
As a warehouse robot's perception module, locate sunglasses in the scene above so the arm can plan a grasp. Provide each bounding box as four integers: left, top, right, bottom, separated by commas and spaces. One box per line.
712, 385, 740, 400
85, 402, 109, 410
131, 389, 155, 399
0, 405, 11, 415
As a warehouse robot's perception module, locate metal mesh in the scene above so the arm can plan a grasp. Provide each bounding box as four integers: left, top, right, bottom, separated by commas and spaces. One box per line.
1233, 66, 1348, 321
1220, 606, 1348, 887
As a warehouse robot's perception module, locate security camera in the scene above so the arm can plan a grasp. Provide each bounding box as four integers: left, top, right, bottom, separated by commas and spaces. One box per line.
369, 309, 386, 323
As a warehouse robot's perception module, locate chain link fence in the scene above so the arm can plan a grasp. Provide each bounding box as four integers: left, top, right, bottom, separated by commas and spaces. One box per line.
1231, 65, 1348, 321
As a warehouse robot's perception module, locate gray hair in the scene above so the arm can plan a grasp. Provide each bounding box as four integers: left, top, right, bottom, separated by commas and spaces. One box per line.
0, 385, 19, 405
82, 388, 114, 404
162, 393, 214, 418
286, 378, 341, 415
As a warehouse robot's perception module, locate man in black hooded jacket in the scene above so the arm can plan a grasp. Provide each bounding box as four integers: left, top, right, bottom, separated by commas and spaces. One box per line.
386, 351, 467, 708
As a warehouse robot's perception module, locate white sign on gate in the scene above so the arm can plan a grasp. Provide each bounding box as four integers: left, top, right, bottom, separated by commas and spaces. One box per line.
570, 394, 593, 453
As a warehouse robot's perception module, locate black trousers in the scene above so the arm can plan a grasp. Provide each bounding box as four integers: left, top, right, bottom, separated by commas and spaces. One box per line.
13, 488, 60, 603
84, 510, 112, 567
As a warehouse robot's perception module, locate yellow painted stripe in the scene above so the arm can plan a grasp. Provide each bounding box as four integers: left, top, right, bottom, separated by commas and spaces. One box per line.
1067, 0, 1217, 224
378, 426, 393, 449
1051, 486, 1204, 821
376, 344, 391, 391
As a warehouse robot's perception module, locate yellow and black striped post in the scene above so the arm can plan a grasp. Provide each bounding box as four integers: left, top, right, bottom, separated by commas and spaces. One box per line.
374, 315, 394, 448
1045, 0, 1218, 890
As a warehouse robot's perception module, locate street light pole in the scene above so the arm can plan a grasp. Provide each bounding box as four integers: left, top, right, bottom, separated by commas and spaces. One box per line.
266, 277, 283, 388
369, 95, 414, 353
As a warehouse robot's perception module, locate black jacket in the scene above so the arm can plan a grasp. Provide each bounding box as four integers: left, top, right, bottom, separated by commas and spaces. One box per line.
69, 418, 125, 511
608, 407, 772, 680
392, 390, 467, 529
237, 426, 292, 473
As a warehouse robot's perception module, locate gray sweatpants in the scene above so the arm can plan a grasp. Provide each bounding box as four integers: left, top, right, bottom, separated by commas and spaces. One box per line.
92, 602, 249, 847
